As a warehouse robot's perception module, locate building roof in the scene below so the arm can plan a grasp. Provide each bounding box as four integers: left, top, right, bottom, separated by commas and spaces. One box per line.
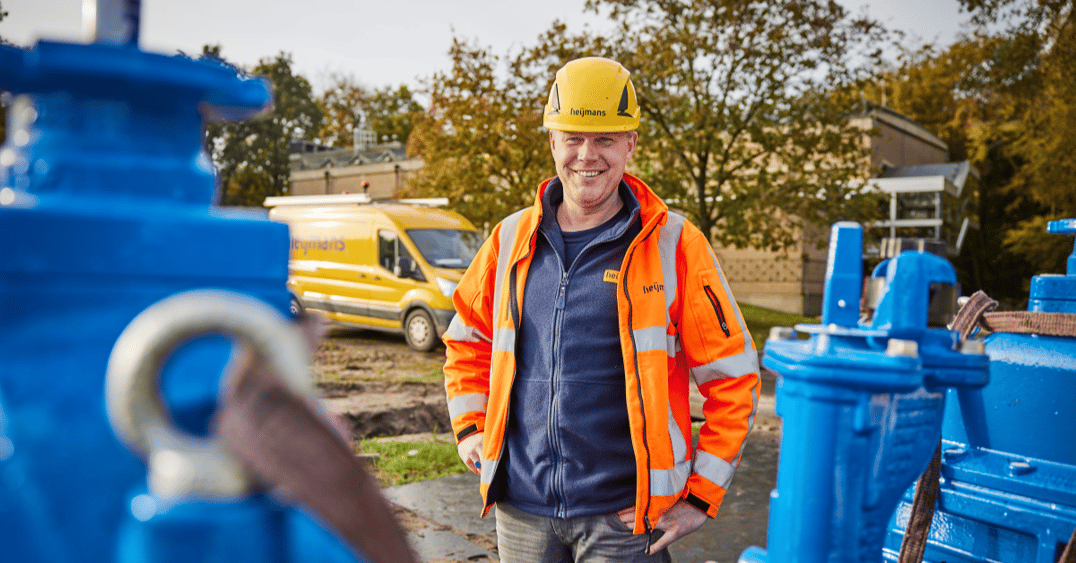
868, 104, 948, 153
875, 161, 980, 197
289, 143, 412, 171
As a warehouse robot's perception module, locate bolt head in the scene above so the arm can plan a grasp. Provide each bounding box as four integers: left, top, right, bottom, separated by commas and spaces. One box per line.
886, 338, 919, 357
960, 339, 985, 354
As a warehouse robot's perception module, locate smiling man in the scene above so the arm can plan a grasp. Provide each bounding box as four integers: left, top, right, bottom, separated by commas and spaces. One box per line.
443, 57, 761, 562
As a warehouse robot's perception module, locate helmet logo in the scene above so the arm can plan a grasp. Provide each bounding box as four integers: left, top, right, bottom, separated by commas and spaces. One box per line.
570, 108, 606, 117
548, 84, 561, 116
617, 86, 633, 117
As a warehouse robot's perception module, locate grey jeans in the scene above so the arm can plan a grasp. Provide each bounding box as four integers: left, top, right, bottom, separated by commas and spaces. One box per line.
495, 503, 673, 563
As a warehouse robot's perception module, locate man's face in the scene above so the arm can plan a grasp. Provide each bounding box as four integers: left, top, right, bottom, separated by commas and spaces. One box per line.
550, 130, 638, 212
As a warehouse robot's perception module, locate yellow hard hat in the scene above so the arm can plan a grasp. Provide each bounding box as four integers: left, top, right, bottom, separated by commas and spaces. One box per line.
543, 57, 640, 132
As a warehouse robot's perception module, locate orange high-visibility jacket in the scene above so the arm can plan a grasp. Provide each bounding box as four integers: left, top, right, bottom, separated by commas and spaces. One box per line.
443, 173, 760, 534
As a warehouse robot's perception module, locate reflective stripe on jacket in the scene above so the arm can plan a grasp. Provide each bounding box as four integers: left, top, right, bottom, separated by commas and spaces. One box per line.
443, 173, 761, 534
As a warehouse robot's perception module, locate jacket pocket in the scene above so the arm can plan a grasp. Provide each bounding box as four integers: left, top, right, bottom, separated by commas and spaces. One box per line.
700, 273, 731, 338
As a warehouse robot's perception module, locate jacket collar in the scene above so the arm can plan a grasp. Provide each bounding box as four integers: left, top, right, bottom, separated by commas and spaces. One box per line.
533, 172, 668, 229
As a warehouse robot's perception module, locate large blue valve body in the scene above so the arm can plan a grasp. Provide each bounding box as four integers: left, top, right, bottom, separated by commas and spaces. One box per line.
740, 222, 990, 563
882, 219, 1076, 563
0, 39, 364, 562
114, 492, 360, 563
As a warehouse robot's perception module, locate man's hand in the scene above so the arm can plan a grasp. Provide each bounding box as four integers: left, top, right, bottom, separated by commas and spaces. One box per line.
616, 499, 709, 555
457, 431, 484, 474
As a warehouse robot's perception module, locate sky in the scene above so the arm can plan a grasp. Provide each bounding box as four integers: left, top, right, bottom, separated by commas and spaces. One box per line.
3, 0, 972, 93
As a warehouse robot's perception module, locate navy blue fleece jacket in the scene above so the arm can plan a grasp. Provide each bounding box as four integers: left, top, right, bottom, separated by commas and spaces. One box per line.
502, 178, 643, 519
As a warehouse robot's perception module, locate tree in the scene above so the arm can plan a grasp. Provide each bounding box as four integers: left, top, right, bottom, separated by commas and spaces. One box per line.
318, 75, 424, 148
203, 48, 323, 206
1, 1, 12, 144
406, 38, 554, 228
318, 73, 372, 148
949, 0, 1076, 276
877, 0, 1076, 300
987, 1, 1076, 275
366, 85, 424, 145
560, 0, 893, 252
866, 33, 1043, 302
0, 2, 8, 44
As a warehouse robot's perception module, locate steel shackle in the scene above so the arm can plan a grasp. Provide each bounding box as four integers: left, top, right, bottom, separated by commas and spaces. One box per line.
106, 289, 313, 500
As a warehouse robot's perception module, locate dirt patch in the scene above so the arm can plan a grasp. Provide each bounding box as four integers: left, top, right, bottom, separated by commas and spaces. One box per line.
312, 327, 451, 439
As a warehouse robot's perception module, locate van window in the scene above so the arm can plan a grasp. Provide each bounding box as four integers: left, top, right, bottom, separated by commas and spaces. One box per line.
406, 229, 483, 269
379, 230, 425, 281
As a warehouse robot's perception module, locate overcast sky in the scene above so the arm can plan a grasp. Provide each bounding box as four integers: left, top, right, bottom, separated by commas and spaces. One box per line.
4, 0, 971, 92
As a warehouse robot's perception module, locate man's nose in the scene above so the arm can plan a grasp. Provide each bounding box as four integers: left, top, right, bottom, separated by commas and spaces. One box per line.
577, 139, 597, 161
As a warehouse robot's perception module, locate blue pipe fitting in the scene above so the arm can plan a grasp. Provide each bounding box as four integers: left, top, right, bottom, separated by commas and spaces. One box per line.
740, 222, 989, 563
0, 41, 270, 204
0, 25, 367, 563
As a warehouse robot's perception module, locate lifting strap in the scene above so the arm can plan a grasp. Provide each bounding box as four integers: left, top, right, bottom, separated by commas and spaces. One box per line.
952, 289, 1076, 338
897, 443, 943, 563
216, 316, 419, 563
898, 290, 1076, 563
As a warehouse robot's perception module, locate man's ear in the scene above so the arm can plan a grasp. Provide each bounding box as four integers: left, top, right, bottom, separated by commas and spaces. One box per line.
549, 131, 555, 150
627, 131, 638, 158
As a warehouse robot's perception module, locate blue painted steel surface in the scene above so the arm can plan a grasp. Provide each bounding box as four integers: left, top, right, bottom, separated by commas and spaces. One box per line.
0, 30, 367, 563
881, 219, 1076, 563
740, 222, 990, 563
113, 492, 359, 563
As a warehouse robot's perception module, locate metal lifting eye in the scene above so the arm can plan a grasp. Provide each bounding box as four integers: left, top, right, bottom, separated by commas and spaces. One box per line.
105, 289, 313, 500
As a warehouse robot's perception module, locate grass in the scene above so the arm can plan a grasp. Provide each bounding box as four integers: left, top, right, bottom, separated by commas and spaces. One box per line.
357, 434, 462, 487
399, 360, 447, 384
357, 303, 814, 486
739, 303, 817, 349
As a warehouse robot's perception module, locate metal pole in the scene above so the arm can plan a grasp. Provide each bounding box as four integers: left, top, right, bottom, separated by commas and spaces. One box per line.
83, 0, 140, 47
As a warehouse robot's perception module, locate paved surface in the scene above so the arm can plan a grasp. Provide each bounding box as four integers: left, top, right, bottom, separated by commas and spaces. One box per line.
383, 395, 781, 563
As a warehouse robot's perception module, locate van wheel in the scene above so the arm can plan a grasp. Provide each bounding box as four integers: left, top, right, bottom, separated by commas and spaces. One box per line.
289, 296, 304, 318
404, 309, 437, 352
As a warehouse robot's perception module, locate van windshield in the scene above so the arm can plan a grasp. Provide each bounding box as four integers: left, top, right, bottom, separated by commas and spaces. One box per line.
406, 229, 484, 269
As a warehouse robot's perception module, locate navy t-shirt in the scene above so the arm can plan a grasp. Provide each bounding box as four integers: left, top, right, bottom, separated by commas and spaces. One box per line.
561, 204, 630, 267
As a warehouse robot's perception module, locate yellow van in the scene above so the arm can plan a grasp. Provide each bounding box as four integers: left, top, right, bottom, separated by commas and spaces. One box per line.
265, 194, 483, 351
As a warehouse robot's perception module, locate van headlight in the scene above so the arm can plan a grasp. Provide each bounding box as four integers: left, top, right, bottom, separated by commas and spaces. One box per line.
435, 277, 458, 297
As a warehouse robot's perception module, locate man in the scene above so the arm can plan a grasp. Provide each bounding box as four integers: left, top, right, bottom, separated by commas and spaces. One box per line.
443, 57, 760, 562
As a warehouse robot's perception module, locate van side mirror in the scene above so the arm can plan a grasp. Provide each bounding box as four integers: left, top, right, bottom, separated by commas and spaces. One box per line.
395, 257, 411, 279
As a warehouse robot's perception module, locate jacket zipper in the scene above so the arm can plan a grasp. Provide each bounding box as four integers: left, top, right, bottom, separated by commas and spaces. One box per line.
549, 268, 569, 517
548, 224, 615, 518
703, 285, 731, 337
622, 220, 661, 539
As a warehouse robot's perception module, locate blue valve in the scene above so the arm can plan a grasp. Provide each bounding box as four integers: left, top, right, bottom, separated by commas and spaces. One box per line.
0, 2, 355, 562
1047, 218, 1076, 276
741, 222, 989, 563
820, 222, 863, 328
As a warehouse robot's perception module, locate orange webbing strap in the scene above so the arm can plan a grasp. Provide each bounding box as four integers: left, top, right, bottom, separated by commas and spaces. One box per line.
216, 318, 419, 563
